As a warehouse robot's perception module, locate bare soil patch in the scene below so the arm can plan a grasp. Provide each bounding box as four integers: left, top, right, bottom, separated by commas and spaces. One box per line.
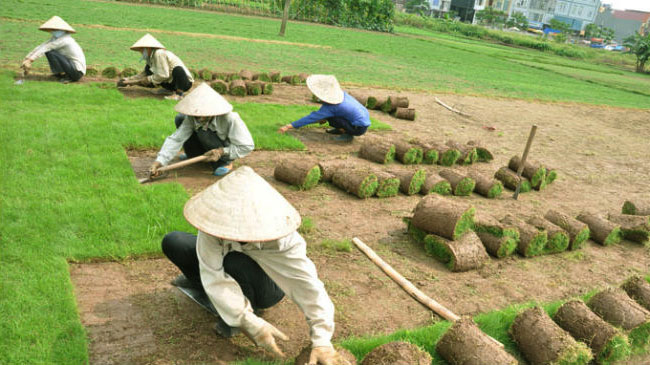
74, 85, 650, 363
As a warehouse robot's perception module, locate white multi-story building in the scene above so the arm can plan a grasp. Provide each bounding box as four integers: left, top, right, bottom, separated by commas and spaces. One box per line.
504, 0, 599, 30
429, 0, 453, 15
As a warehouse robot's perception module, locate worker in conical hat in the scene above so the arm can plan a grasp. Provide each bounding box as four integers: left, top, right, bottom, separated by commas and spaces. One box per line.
118, 33, 194, 100
278, 75, 371, 142
21, 16, 86, 82
149, 83, 254, 177
161, 166, 349, 363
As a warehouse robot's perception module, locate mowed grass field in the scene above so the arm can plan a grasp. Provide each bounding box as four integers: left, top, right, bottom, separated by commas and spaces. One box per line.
1, 0, 650, 363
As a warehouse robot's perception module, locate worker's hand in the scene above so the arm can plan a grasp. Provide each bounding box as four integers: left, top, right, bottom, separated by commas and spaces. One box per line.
203, 148, 223, 162
308, 346, 350, 365
116, 78, 127, 87
317, 119, 327, 125
21, 58, 32, 74
242, 320, 288, 358
149, 161, 163, 178
278, 124, 293, 134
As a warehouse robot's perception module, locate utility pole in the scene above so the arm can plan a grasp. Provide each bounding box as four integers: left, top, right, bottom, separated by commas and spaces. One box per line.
279, 0, 291, 37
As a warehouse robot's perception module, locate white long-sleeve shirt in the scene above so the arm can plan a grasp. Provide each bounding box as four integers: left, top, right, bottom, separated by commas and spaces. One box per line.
155, 113, 254, 166
146, 49, 193, 86
26, 34, 86, 74
196, 230, 336, 348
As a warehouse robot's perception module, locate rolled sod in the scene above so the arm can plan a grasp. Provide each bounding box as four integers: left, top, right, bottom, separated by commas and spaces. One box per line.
228, 72, 241, 81
358, 139, 395, 164
546, 168, 558, 184
281, 75, 300, 85
435, 143, 462, 167
210, 80, 229, 94
508, 156, 546, 189
622, 200, 650, 216
576, 212, 622, 246
420, 174, 452, 196
476, 231, 517, 258
259, 82, 273, 95
390, 168, 426, 195
439, 169, 475, 196
245, 81, 262, 96
501, 214, 546, 257
238, 69, 253, 80
423, 231, 488, 272
446, 141, 478, 165
436, 317, 517, 365
372, 96, 388, 111
298, 73, 309, 83
210, 71, 219, 80
269, 71, 281, 82
495, 166, 532, 192
411, 141, 439, 164
348, 91, 369, 106
273, 159, 321, 190
101, 66, 119, 78
510, 307, 593, 365
214, 72, 228, 81
391, 95, 409, 109
252, 72, 270, 82
527, 215, 570, 254
294, 345, 357, 365
318, 159, 353, 182
331, 168, 378, 199
394, 141, 423, 165
554, 300, 631, 365
411, 194, 475, 240
366, 96, 378, 109
607, 213, 650, 244
474, 212, 520, 241
467, 171, 503, 199
588, 288, 650, 353
544, 209, 590, 250
189, 68, 199, 80
361, 341, 432, 365
229, 79, 247, 96
198, 68, 213, 81
621, 276, 650, 311
474, 213, 519, 258
85, 67, 98, 76
374, 171, 400, 198
467, 140, 494, 162
120, 67, 138, 78
394, 107, 416, 121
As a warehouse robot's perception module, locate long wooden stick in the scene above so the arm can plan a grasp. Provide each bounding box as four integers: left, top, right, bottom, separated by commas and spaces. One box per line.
139, 155, 208, 184
513, 125, 537, 200
434, 97, 471, 117
352, 237, 504, 348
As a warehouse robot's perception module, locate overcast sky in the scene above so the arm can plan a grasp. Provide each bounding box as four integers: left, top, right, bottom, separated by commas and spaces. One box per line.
601, 0, 650, 12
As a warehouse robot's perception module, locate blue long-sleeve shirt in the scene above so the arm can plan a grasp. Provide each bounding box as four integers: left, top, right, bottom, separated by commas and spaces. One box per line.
291, 92, 371, 129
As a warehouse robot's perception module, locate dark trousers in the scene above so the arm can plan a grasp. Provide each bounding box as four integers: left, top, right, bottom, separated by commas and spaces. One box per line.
145, 65, 192, 92
174, 114, 233, 169
45, 50, 83, 81
327, 117, 368, 136
161, 231, 285, 310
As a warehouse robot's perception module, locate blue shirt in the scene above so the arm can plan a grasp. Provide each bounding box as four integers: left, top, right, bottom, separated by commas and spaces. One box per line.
291, 92, 371, 129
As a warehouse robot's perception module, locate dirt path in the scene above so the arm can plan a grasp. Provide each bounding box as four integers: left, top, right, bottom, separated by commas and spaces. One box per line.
72, 85, 650, 363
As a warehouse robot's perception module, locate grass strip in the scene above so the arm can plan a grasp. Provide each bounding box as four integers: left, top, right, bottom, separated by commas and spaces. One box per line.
487, 183, 503, 199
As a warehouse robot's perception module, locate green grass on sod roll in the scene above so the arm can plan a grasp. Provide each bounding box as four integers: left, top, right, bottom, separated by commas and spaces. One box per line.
459, 149, 478, 165
497, 237, 518, 258
476, 148, 493, 162
402, 148, 423, 164
628, 322, 650, 355
546, 170, 558, 184
408, 170, 427, 195
230, 85, 246, 97
211, 81, 228, 94
487, 182, 503, 199
406, 219, 428, 243
519, 180, 532, 193
438, 150, 461, 166
120, 67, 138, 78
530, 167, 547, 188
431, 181, 452, 195
475, 225, 519, 241
526, 233, 547, 257
603, 227, 623, 246
200, 69, 212, 80
256, 73, 271, 82
262, 83, 273, 95
453, 177, 475, 196
101, 66, 119, 78
423, 234, 454, 269
423, 150, 439, 164
85, 67, 98, 76
300, 166, 321, 190
247, 83, 262, 95
190, 69, 199, 80
366, 96, 377, 109
571, 227, 591, 250
544, 232, 570, 254
453, 207, 476, 240
384, 145, 396, 164
376, 177, 400, 198
554, 344, 594, 365
598, 334, 631, 365
358, 175, 379, 198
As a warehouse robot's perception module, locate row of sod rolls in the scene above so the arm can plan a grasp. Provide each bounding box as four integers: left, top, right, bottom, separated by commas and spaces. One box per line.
296, 341, 432, 365
348, 91, 416, 121
494, 155, 558, 193
86, 66, 138, 78
213, 79, 274, 96
359, 138, 493, 166
192, 68, 307, 85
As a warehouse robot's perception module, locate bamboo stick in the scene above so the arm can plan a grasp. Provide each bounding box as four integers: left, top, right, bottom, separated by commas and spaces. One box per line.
139, 155, 208, 184
434, 97, 471, 117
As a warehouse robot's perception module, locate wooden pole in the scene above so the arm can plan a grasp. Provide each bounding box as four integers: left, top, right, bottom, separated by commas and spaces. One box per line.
434, 97, 471, 117
278, 0, 291, 36
139, 155, 208, 184
513, 125, 537, 200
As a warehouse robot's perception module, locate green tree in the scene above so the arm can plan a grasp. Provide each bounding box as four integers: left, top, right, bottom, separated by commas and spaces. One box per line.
549, 18, 571, 33
623, 32, 650, 73
475, 7, 507, 27
506, 11, 529, 29
584, 23, 601, 39
601, 27, 615, 43
406, 0, 431, 16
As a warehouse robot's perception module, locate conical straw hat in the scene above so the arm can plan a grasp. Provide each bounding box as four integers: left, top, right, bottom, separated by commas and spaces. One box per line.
130, 33, 165, 51
307, 74, 344, 104
184, 166, 301, 242
39, 16, 76, 33
174, 83, 233, 116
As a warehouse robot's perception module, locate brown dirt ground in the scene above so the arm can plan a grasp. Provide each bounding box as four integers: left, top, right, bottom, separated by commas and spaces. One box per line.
71, 84, 650, 364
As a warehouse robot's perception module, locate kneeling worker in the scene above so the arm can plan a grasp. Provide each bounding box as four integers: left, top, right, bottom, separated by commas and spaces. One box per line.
162, 166, 349, 363
278, 75, 370, 142
119, 33, 193, 100
21, 16, 86, 82
149, 83, 254, 177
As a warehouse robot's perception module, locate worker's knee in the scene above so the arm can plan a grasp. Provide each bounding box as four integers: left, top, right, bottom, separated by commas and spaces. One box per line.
161, 231, 186, 258
223, 251, 255, 278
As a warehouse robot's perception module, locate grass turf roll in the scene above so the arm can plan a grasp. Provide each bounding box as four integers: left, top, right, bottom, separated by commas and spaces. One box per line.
474, 213, 519, 258
622, 200, 650, 216
437, 146, 462, 166
468, 171, 503, 199
544, 209, 590, 250
527, 216, 570, 254
101, 66, 119, 78
420, 174, 452, 196
359, 139, 395, 164
576, 212, 622, 246
189, 68, 199, 80
85, 67, 98, 76
260, 82, 273, 95
273, 159, 321, 190
495, 167, 532, 192
476, 231, 518, 258
446, 141, 478, 165
361, 341, 432, 365
411, 194, 475, 240
318, 160, 353, 182
510, 306, 593, 365
467, 140, 494, 162
229, 79, 247, 96
394, 141, 423, 164
348, 91, 369, 107
281, 75, 300, 85
621, 275, 650, 311
411, 140, 440, 164
252, 72, 271, 82
546, 168, 558, 184
120, 67, 138, 78
331, 168, 378, 199
245, 81, 262, 95
210, 80, 229, 94
238, 69, 253, 80
509, 155, 546, 189
374, 171, 400, 198
439, 169, 475, 196
269, 71, 281, 82
423, 232, 488, 272
390, 169, 426, 195
394, 107, 416, 120
198, 68, 213, 81
294, 345, 356, 365
501, 214, 546, 257
607, 213, 650, 244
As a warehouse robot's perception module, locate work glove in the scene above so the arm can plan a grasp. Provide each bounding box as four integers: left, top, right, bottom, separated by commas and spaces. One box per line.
203, 148, 223, 162
241, 319, 288, 358
308, 346, 350, 365
149, 161, 163, 178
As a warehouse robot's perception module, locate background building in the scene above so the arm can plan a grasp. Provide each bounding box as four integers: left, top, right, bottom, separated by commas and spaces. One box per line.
450, 0, 487, 23
595, 5, 650, 42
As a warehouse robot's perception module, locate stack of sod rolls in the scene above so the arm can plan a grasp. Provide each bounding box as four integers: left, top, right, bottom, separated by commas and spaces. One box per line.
331, 167, 378, 199
358, 139, 395, 164
500, 214, 547, 257
408, 195, 488, 272
576, 212, 623, 246
439, 169, 475, 196
467, 171, 503, 199
274, 159, 321, 190
473, 212, 519, 258
436, 317, 518, 364
394, 141, 423, 165
389, 168, 426, 196
348, 92, 416, 121
495, 156, 558, 193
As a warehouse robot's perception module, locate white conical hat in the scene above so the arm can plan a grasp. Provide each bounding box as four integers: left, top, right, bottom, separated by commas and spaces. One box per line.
174, 83, 233, 116
130, 33, 165, 51
39, 16, 75, 33
183, 166, 301, 242
307, 74, 344, 104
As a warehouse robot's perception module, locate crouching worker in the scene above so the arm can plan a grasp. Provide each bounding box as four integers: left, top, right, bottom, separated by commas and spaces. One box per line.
149, 83, 254, 177
118, 33, 193, 100
162, 166, 349, 363
278, 75, 370, 142
21, 16, 86, 83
